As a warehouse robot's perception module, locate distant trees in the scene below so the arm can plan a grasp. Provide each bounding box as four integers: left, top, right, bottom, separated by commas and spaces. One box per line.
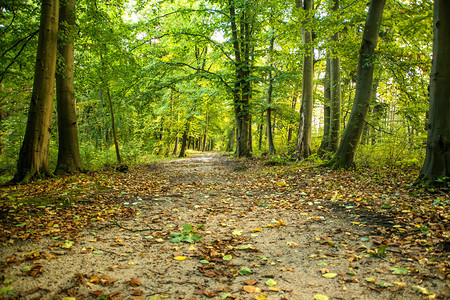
0, 0, 440, 184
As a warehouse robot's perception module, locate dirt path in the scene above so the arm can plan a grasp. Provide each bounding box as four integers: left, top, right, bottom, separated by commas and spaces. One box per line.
0, 153, 449, 299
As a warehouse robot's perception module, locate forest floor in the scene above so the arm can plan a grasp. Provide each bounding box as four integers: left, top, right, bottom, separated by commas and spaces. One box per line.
0, 152, 449, 300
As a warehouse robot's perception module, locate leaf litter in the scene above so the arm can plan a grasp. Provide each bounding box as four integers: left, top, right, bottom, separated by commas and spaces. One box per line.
0, 153, 449, 299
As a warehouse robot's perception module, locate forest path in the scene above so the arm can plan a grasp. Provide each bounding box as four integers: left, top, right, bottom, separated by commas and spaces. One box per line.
0, 153, 448, 299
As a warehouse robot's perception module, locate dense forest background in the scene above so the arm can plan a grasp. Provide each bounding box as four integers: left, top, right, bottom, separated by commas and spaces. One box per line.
0, 0, 444, 183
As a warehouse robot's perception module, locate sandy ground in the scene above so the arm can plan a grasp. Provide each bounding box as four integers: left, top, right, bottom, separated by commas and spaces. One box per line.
0, 153, 449, 299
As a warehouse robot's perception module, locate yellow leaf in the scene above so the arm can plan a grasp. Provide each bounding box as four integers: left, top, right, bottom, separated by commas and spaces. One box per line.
314, 294, 329, 300
275, 180, 287, 187
322, 273, 338, 278
251, 228, 262, 232
365, 278, 376, 283
174, 256, 187, 261
393, 282, 407, 287
255, 294, 268, 300
287, 241, 298, 248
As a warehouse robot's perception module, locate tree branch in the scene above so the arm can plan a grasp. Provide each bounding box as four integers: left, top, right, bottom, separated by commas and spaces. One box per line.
0, 30, 39, 83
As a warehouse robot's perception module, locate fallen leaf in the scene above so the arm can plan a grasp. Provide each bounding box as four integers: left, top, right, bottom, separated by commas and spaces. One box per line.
222, 255, 232, 261
242, 285, 261, 293
238, 266, 252, 276
265, 279, 277, 287
314, 294, 329, 300
322, 273, 337, 279
61, 240, 74, 249
126, 277, 142, 287
390, 267, 409, 275
174, 256, 187, 260
244, 279, 258, 285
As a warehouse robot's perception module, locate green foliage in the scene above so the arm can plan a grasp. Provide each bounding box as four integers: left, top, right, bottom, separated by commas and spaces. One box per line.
368, 245, 388, 258
170, 223, 204, 243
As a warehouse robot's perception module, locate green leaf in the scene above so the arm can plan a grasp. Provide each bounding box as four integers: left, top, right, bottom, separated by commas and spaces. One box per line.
265, 278, 277, 287
182, 223, 193, 234
412, 285, 434, 295
390, 267, 409, 275
199, 260, 209, 264
220, 292, 232, 299
322, 273, 338, 278
238, 266, 252, 276
222, 255, 232, 261
377, 281, 394, 288
0, 286, 13, 296
61, 240, 74, 249
92, 250, 103, 255
314, 295, 329, 300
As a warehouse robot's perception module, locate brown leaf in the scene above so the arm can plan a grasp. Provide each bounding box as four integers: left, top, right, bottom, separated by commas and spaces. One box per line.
108, 291, 123, 300
126, 277, 142, 287
202, 290, 217, 298
130, 289, 144, 296
243, 279, 258, 285
27, 265, 44, 277
242, 285, 261, 293
90, 290, 104, 296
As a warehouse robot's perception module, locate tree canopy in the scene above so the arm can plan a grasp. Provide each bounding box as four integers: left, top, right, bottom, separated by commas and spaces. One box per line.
1, 0, 446, 185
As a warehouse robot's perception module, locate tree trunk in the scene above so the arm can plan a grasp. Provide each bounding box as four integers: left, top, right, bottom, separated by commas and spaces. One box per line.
329, 0, 341, 153
327, 0, 386, 169
266, 34, 276, 154
105, 85, 122, 164
172, 135, 179, 155
55, 0, 83, 175
226, 126, 235, 152
295, 0, 314, 160
12, 0, 59, 184
318, 56, 331, 157
417, 0, 450, 186
287, 95, 298, 143
179, 122, 190, 157
230, 0, 252, 157
202, 112, 208, 151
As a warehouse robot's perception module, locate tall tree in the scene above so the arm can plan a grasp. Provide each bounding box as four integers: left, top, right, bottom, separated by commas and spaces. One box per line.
318, 57, 331, 157
328, 0, 341, 153
326, 0, 386, 168
229, 0, 252, 157
417, 0, 450, 186
12, 0, 59, 183
266, 33, 276, 154
55, 0, 83, 175
295, 0, 314, 159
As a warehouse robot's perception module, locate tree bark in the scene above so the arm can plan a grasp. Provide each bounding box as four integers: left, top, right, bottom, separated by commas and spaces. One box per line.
417, 0, 450, 186
55, 0, 83, 175
327, 0, 386, 168
318, 56, 331, 157
329, 0, 341, 153
202, 112, 208, 151
295, 0, 314, 160
230, 0, 252, 157
12, 0, 59, 183
287, 95, 298, 143
266, 34, 276, 154
179, 122, 190, 157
